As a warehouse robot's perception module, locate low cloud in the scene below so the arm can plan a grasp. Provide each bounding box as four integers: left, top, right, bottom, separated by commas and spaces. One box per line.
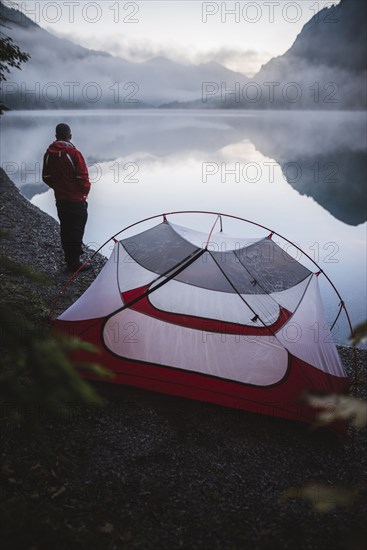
47, 27, 270, 77
191, 48, 272, 77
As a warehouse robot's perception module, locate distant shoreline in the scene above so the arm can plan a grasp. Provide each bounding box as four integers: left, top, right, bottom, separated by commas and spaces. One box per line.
3, 108, 367, 114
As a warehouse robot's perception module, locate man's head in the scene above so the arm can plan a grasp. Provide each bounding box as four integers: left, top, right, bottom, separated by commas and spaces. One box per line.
55, 123, 72, 141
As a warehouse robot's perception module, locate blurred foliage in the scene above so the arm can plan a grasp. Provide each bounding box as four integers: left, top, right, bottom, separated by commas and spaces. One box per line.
0, 28, 30, 114
350, 320, 367, 345
306, 394, 367, 430
282, 319, 367, 518
281, 483, 360, 513
0, 34, 29, 79
0, 253, 50, 284
303, 319, 367, 431
0, 245, 111, 426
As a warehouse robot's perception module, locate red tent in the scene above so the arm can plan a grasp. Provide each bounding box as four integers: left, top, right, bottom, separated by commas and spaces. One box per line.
54, 214, 349, 425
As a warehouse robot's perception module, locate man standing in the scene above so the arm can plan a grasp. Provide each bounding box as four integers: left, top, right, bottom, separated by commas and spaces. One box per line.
42, 123, 91, 273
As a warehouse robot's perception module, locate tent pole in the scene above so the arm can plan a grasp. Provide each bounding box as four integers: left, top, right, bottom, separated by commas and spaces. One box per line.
50, 210, 357, 380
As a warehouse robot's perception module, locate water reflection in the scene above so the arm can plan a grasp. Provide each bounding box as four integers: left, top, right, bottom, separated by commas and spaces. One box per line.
230, 111, 367, 226
1, 110, 366, 344
1, 110, 365, 225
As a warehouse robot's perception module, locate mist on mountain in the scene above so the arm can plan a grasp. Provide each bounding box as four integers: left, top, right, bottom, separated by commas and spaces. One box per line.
0, 2, 249, 109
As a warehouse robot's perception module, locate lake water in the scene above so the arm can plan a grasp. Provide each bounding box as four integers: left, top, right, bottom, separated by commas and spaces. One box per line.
1, 109, 366, 345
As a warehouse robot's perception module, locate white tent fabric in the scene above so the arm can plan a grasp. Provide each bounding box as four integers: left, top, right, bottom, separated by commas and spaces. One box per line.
277, 275, 345, 377
55, 218, 349, 426
103, 308, 289, 386
169, 221, 260, 251
59, 242, 122, 321
149, 275, 312, 326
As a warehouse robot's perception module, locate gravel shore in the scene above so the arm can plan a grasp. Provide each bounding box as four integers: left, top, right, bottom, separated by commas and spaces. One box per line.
0, 167, 366, 550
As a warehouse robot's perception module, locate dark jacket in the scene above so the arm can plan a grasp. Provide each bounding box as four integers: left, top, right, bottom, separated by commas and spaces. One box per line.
42, 141, 91, 202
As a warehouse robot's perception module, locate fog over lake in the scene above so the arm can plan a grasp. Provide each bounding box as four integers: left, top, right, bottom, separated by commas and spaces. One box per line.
1, 109, 366, 345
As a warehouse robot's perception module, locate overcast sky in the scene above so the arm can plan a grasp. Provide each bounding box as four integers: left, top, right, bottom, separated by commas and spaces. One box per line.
8, 0, 341, 76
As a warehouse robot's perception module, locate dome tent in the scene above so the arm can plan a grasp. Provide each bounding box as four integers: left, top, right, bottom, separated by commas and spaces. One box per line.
53, 213, 349, 426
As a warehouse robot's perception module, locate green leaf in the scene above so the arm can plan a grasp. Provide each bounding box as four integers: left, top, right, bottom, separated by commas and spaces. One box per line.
0, 255, 50, 284
306, 394, 367, 429
281, 483, 359, 513
350, 320, 367, 345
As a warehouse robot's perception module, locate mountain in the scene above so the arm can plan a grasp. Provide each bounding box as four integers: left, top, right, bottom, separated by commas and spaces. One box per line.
0, 2, 249, 109
164, 0, 366, 110
1, 0, 365, 111
287, 0, 366, 72
252, 0, 366, 110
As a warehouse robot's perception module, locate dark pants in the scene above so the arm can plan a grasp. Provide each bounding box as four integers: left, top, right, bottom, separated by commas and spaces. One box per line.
56, 200, 88, 270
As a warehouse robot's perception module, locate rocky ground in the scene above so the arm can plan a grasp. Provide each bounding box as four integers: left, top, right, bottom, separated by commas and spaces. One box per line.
0, 167, 366, 550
